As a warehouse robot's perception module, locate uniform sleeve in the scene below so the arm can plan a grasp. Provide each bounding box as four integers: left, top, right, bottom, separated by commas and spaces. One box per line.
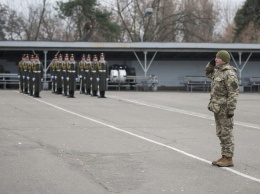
205, 62, 215, 79
225, 70, 239, 114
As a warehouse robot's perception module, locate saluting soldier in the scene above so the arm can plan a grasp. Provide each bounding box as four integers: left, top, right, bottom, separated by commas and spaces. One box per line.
50, 55, 58, 93
91, 55, 99, 97
56, 54, 63, 94
85, 54, 92, 95
28, 55, 35, 96
98, 53, 109, 98
18, 54, 26, 93
62, 54, 69, 96
78, 54, 86, 94
67, 54, 77, 98
32, 54, 43, 98
23, 54, 30, 94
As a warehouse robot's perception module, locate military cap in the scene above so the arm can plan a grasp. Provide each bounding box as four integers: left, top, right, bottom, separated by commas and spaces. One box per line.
216, 50, 230, 63
35, 54, 39, 59
93, 55, 97, 59
100, 53, 105, 57
70, 54, 74, 58
30, 55, 34, 59
82, 54, 85, 58
87, 54, 91, 59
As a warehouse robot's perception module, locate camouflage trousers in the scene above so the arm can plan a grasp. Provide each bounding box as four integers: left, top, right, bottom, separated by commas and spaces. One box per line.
214, 108, 234, 157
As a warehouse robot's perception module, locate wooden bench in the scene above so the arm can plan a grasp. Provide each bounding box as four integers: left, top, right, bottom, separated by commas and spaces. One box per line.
0, 73, 19, 89
183, 76, 211, 92
249, 77, 260, 92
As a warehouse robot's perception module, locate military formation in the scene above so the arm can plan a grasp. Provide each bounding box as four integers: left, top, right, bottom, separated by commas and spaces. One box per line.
18, 54, 44, 97
49, 53, 109, 98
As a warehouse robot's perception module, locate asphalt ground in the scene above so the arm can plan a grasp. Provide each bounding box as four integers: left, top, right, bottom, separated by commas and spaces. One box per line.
0, 90, 260, 194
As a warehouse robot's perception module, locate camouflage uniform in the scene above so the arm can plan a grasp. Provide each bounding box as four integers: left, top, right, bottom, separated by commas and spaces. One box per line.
205, 60, 239, 158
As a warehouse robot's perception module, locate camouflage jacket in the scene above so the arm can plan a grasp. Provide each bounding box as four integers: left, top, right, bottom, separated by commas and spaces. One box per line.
205, 63, 239, 115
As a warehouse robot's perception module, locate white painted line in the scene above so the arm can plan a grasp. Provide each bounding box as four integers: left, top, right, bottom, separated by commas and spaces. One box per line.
33, 97, 260, 184
109, 96, 260, 130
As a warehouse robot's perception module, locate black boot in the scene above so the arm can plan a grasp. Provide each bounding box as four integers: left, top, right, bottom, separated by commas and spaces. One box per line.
103, 91, 106, 98
82, 87, 85, 94
67, 91, 71, 98
86, 89, 91, 95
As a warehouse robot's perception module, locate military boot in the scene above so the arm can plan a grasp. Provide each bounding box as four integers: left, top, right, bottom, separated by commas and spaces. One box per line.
216, 157, 234, 167
212, 155, 225, 166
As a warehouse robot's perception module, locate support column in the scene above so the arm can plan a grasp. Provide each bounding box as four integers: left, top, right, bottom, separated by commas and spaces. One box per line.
133, 51, 157, 77
230, 52, 252, 92
43, 50, 48, 90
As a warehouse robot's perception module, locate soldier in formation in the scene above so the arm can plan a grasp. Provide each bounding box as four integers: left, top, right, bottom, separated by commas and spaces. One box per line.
67, 54, 77, 98
28, 55, 35, 96
91, 55, 99, 97
56, 54, 63, 94
23, 54, 30, 94
98, 53, 109, 98
32, 54, 43, 97
78, 54, 86, 94
84, 54, 92, 95
50, 55, 58, 93
62, 54, 69, 96
18, 54, 26, 93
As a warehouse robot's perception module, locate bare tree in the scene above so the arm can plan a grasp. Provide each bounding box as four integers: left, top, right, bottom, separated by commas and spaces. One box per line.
116, 0, 220, 42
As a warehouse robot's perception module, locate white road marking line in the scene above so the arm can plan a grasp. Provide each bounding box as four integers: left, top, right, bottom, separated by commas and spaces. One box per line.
108, 96, 260, 130
33, 97, 260, 184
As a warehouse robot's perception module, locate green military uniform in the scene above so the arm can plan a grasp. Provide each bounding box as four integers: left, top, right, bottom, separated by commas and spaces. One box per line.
28, 55, 34, 96
18, 54, 25, 93
62, 54, 69, 96
98, 53, 109, 98
33, 55, 43, 98
205, 50, 239, 167
91, 55, 99, 96
56, 54, 63, 94
50, 56, 58, 93
78, 55, 86, 94
23, 55, 30, 94
67, 54, 77, 98
85, 54, 92, 95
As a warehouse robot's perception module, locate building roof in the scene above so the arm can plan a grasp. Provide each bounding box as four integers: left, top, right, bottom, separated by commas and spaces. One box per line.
1, 41, 260, 53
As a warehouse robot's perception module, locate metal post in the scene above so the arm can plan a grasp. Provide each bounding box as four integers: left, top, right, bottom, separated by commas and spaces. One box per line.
43, 50, 48, 90
140, 18, 144, 42
144, 51, 147, 77
44, 50, 48, 81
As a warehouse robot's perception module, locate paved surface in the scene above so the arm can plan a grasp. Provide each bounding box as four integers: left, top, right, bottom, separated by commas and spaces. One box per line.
0, 90, 260, 194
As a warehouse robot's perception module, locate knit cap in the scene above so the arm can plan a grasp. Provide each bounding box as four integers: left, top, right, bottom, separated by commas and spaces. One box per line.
216, 50, 230, 63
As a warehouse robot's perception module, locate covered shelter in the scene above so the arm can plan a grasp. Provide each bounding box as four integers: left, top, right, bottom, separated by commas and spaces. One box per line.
0, 41, 260, 90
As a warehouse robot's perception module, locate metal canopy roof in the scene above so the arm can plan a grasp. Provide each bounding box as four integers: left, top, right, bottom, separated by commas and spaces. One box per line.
1, 41, 260, 53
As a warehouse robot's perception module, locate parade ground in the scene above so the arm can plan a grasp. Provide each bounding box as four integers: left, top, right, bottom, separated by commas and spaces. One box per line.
0, 90, 260, 194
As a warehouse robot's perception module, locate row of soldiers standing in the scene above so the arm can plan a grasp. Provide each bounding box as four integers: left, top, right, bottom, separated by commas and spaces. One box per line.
18, 54, 44, 97
50, 53, 109, 98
